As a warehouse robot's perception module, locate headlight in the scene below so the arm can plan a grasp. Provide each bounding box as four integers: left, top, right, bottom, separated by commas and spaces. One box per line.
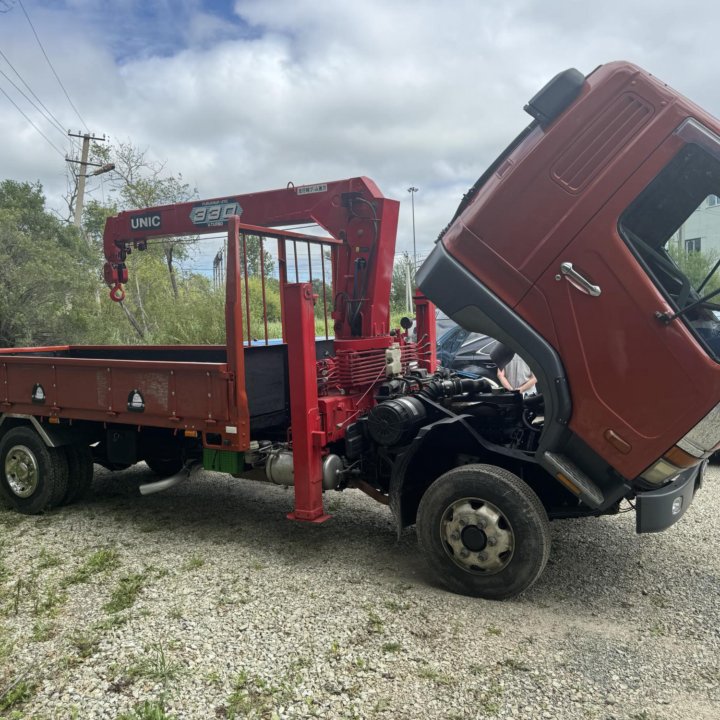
639, 403, 720, 485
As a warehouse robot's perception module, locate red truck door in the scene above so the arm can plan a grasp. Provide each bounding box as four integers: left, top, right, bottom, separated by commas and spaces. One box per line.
521, 123, 720, 479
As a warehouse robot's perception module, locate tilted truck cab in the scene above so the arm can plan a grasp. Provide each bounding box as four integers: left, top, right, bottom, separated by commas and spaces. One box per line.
418, 61, 716, 557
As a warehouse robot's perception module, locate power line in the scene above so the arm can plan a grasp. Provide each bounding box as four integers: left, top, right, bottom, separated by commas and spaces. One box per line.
17, 0, 88, 132
0, 66, 68, 141
0, 83, 65, 156
0, 47, 77, 147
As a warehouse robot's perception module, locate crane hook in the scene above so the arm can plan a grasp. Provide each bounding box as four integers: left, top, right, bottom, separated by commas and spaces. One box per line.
110, 284, 126, 302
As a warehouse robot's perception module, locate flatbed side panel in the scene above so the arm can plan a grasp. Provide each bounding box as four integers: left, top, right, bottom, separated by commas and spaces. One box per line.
1, 356, 234, 433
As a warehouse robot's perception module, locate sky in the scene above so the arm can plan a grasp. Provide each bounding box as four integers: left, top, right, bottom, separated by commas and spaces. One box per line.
1, 0, 720, 273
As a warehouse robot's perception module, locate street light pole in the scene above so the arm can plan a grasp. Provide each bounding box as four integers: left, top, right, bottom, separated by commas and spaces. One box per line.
407, 186, 418, 274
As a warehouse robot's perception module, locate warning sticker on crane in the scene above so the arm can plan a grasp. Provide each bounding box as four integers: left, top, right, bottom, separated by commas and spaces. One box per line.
296, 184, 327, 195
189, 200, 243, 227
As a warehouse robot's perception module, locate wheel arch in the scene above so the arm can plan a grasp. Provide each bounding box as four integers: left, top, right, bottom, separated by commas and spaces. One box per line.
0, 414, 96, 448
389, 416, 525, 533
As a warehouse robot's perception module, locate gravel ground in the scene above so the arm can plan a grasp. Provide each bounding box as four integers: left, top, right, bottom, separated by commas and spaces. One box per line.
0, 461, 718, 720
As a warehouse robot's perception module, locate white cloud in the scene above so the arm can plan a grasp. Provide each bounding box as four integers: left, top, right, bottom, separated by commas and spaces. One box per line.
1, 0, 720, 263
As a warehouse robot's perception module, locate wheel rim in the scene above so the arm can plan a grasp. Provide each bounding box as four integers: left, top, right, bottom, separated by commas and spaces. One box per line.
440, 497, 514, 575
4, 444, 40, 498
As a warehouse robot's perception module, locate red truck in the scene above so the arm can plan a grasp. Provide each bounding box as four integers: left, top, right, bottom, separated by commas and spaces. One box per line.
0, 61, 716, 599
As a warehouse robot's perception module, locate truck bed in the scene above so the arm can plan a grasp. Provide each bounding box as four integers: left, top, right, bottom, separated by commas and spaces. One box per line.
0, 341, 333, 434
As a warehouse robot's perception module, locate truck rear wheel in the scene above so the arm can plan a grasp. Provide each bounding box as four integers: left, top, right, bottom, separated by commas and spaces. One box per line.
0, 427, 67, 514
417, 464, 550, 600
63, 445, 94, 504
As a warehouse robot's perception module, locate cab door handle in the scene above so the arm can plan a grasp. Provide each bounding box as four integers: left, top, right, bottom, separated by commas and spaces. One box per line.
559, 262, 602, 297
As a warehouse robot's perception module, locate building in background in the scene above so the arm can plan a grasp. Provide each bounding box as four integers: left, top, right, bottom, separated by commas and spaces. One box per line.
672, 195, 720, 254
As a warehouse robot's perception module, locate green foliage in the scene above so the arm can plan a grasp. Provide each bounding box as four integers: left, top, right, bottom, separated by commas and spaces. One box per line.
0, 153, 324, 348
667, 244, 720, 294
61, 548, 120, 588
116, 699, 173, 720
104, 572, 146, 613
390, 252, 415, 315
0, 180, 97, 347
241, 235, 275, 277
0, 677, 34, 711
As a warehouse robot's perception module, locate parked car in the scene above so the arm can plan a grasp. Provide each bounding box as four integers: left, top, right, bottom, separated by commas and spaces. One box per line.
436, 326, 500, 380
435, 309, 456, 336
404, 308, 456, 343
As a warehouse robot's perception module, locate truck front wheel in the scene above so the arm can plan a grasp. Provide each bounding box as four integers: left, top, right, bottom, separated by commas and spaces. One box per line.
0, 427, 68, 514
417, 464, 550, 600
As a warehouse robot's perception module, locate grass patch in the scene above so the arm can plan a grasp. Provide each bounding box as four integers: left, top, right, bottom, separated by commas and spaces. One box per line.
367, 611, 384, 635
381, 642, 402, 653
127, 644, 181, 685
62, 548, 120, 587
475, 680, 504, 715
497, 656, 530, 672
225, 670, 293, 719
104, 572, 146, 614
93, 614, 129, 632
0, 677, 35, 712
31, 620, 55, 642
34, 584, 66, 617
417, 666, 454, 686
383, 599, 409, 613
117, 698, 174, 720
36, 548, 62, 571
3, 574, 66, 618
71, 631, 100, 659
181, 555, 204, 571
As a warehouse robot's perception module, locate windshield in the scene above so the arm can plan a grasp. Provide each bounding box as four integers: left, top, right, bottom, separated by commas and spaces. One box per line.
619, 120, 720, 359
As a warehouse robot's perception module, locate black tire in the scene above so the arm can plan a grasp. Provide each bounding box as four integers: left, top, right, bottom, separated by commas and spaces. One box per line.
145, 452, 183, 477
0, 427, 67, 514
63, 445, 94, 504
417, 464, 550, 600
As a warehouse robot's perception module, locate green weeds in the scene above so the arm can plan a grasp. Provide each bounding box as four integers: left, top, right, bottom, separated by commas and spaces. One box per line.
0, 677, 35, 713
117, 698, 174, 720
62, 548, 120, 587
126, 644, 181, 684
225, 670, 292, 720
104, 571, 147, 613
181, 554, 204, 571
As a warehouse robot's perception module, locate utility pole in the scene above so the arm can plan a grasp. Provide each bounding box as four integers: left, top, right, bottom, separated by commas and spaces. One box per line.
66, 131, 112, 227
407, 186, 418, 274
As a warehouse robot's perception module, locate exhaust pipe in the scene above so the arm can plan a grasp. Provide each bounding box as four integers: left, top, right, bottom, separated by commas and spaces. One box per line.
139, 462, 201, 496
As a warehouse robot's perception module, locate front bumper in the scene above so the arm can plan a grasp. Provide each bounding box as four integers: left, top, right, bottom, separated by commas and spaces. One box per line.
635, 462, 704, 533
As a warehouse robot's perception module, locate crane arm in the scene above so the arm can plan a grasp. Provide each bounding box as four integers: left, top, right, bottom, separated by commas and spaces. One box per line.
102, 177, 400, 339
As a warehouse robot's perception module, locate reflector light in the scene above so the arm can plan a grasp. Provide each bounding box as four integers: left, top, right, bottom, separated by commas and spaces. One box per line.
555, 472, 581, 496
663, 445, 702, 469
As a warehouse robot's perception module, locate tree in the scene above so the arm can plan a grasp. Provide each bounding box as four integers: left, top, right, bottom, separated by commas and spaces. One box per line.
668, 244, 720, 295
0, 181, 96, 347
390, 252, 415, 315
96, 141, 197, 301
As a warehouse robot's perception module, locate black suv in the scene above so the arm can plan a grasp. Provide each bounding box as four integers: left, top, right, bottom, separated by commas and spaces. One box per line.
436, 326, 499, 380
